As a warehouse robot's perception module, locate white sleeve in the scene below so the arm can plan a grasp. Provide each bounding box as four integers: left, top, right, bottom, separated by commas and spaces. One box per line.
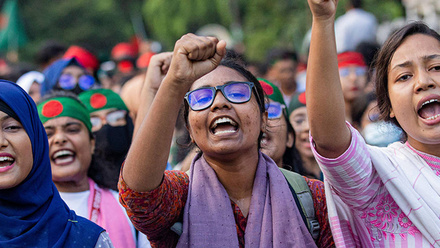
94, 232, 114, 248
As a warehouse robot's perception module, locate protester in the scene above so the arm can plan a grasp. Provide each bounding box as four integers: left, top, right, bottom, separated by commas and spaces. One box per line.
351, 92, 403, 147
334, 0, 377, 53
288, 92, 323, 180
337, 51, 368, 123
0, 80, 111, 247
16, 71, 45, 103
37, 92, 146, 248
79, 88, 134, 191
41, 57, 96, 96
259, 78, 334, 246
119, 34, 317, 247
264, 48, 298, 105
307, 0, 440, 246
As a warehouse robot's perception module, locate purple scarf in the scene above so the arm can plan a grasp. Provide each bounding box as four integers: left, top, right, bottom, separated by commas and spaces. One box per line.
177, 152, 316, 247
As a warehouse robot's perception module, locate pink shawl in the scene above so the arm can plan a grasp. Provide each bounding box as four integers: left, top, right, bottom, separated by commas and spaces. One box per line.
87, 178, 136, 248
176, 152, 316, 247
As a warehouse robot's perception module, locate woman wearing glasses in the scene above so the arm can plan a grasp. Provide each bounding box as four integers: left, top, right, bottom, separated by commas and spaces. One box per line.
119, 34, 317, 247
337, 52, 368, 123
79, 89, 134, 191
41, 57, 96, 97
259, 79, 334, 247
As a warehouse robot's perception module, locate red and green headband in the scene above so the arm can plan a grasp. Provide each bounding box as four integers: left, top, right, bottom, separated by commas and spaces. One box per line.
337, 51, 366, 68
78, 88, 128, 113
37, 97, 92, 132
258, 78, 286, 106
288, 92, 307, 114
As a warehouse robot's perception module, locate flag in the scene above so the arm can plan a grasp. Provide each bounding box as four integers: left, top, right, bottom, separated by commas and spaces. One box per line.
0, 0, 27, 52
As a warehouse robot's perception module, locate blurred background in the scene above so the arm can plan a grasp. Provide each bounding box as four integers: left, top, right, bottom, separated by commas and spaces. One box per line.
0, 0, 409, 64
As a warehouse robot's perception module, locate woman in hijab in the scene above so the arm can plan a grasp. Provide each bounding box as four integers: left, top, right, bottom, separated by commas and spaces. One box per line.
41, 57, 96, 96
0, 80, 112, 247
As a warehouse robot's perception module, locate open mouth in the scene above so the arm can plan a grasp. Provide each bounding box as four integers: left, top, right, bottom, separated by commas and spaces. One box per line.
0, 156, 14, 168
210, 117, 238, 135
418, 99, 440, 120
52, 150, 75, 165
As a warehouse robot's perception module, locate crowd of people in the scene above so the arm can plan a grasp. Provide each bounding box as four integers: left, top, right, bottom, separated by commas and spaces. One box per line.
1, 0, 440, 247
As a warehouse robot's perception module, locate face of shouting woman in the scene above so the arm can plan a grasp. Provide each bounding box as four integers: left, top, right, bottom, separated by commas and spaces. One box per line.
387, 34, 440, 156
44, 116, 94, 187
0, 111, 33, 190
186, 66, 266, 162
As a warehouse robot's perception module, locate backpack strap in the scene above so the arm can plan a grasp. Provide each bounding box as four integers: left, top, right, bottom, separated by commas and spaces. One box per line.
280, 168, 320, 241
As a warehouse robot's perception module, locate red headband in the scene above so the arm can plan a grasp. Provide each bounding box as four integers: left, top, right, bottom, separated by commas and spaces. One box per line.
337, 51, 366, 68
63, 46, 99, 71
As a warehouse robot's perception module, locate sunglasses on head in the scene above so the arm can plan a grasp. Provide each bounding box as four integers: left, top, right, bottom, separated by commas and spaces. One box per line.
185, 81, 255, 111
266, 102, 286, 119
58, 74, 95, 91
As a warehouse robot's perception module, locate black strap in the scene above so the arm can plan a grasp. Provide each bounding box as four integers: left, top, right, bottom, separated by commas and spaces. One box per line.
284, 175, 308, 230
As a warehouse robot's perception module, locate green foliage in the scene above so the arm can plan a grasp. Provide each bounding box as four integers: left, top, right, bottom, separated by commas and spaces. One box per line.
0, 0, 404, 64
143, 0, 231, 50
142, 0, 403, 62
16, 0, 134, 62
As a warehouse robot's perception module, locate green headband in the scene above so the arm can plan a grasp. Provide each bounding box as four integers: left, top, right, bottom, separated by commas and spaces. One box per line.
258, 78, 286, 105
78, 88, 128, 113
288, 92, 307, 115
37, 97, 92, 132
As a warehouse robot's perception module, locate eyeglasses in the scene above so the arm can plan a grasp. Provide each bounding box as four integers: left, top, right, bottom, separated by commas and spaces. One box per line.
90, 110, 127, 131
185, 81, 255, 111
266, 102, 286, 119
58, 74, 95, 91
339, 67, 367, 78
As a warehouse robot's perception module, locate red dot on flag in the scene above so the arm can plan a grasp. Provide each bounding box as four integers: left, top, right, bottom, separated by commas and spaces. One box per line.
298, 92, 307, 105
260, 80, 274, 96
90, 93, 107, 109
42, 100, 63, 118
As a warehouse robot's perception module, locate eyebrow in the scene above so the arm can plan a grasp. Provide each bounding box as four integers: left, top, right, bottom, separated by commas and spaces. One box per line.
391, 54, 440, 71
423, 54, 440, 62
0, 115, 12, 122
44, 121, 82, 129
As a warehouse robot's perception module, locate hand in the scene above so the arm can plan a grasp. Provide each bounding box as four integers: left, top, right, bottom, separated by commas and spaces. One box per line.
307, 0, 338, 21
166, 33, 227, 88
144, 52, 173, 93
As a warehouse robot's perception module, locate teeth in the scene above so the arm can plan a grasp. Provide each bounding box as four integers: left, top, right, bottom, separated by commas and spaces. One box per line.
421, 99, 438, 108
215, 130, 237, 135
211, 117, 237, 129
427, 113, 440, 120
53, 150, 73, 159
0, 156, 13, 162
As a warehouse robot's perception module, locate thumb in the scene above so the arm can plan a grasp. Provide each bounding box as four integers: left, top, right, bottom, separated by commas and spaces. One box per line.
210, 40, 227, 67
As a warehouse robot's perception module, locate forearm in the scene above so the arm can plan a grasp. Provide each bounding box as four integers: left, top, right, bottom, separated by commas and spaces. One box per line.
306, 18, 350, 158
133, 82, 157, 136
123, 77, 187, 191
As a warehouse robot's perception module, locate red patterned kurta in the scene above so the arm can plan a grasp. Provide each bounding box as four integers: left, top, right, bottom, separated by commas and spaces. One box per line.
119, 170, 334, 248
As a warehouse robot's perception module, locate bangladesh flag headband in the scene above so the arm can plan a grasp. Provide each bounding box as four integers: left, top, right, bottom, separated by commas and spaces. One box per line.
78, 88, 128, 113
37, 97, 92, 132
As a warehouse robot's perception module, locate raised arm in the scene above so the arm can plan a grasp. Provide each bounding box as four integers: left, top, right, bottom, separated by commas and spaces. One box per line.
122, 34, 226, 191
133, 52, 173, 136
306, 0, 351, 158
